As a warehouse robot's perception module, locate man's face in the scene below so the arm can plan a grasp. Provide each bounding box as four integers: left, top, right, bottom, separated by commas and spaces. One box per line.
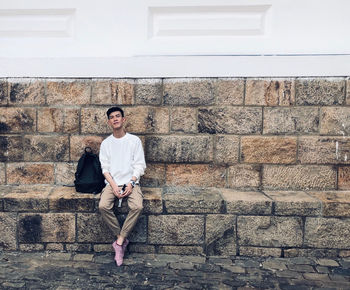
108, 111, 125, 130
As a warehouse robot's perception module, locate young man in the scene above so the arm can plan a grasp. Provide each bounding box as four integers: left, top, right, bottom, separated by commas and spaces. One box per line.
99, 106, 146, 266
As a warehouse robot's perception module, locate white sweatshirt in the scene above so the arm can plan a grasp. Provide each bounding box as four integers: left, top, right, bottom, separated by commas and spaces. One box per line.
99, 133, 146, 185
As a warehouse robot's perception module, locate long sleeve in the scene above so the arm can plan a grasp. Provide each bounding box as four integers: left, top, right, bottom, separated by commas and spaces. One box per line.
99, 141, 110, 174
132, 139, 146, 180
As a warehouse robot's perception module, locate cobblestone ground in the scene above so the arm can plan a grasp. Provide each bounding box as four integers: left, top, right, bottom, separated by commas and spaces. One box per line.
1, 251, 350, 290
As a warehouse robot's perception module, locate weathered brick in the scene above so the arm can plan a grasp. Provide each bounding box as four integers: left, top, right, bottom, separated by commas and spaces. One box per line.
0, 212, 17, 250
212, 78, 244, 105
0, 163, 5, 185
165, 164, 226, 187
140, 163, 165, 187
81, 108, 110, 134
91, 79, 134, 105
55, 162, 76, 185
158, 246, 203, 255
46, 243, 64, 251
163, 187, 223, 214
128, 244, 156, 254
64, 108, 80, 133
135, 79, 162, 105
0, 107, 36, 133
46, 79, 91, 105
264, 191, 321, 216
206, 214, 236, 256
308, 191, 350, 217
91, 79, 111, 104
9, 78, 45, 105
170, 107, 197, 133
7, 163, 54, 184
148, 215, 204, 245
227, 164, 260, 189
145, 135, 213, 163
70, 135, 104, 161
222, 189, 272, 215
237, 216, 303, 247
0, 136, 23, 161
18, 213, 75, 243
198, 107, 262, 134
241, 136, 297, 164
23, 135, 69, 162
339, 166, 350, 189
125, 106, 169, 134
215, 135, 239, 164
142, 187, 163, 214
0, 79, 8, 105
66, 244, 92, 253
37, 108, 63, 132
298, 137, 350, 164
19, 244, 45, 251
49, 186, 96, 212
77, 213, 114, 243
320, 107, 350, 135
296, 78, 345, 105
262, 165, 336, 190
263, 107, 319, 134
284, 248, 338, 258
305, 217, 350, 249
163, 78, 214, 105
245, 79, 295, 106
239, 247, 281, 257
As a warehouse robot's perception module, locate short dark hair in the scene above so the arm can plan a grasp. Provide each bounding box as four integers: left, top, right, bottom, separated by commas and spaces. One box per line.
106, 107, 124, 118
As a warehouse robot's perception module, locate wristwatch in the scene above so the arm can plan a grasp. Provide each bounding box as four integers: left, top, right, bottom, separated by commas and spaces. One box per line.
129, 180, 136, 188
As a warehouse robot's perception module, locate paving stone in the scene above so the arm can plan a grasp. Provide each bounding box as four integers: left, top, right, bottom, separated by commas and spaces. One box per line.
308, 191, 350, 217
262, 259, 287, 270
316, 266, 330, 274
239, 247, 281, 258
73, 254, 94, 262
222, 189, 272, 215
287, 264, 315, 272
303, 273, 330, 281
263, 191, 321, 216
163, 187, 223, 213
316, 259, 340, 267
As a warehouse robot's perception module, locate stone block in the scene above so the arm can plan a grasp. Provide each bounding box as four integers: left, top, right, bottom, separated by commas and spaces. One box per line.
70, 135, 104, 161
19, 244, 45, 251
308, 191, 350, 217
142, 187, 163, 214
0, 212, 17, 250
135, 79, 162, 105
92, 79, 135, 104
77, 213, 114, 243
116, 215, 147, 243
227, 164, 261, 189
55, 162, 76, 185
3, 187, 51, 212
304, 217, 350, 249
237, 216, 303, 247
9, 78, 45, 105
264, 191, 321, 216
66, 244, 92, 253
18, 213, 75, 243
165, 164, 226, 187
7, 163, 54, 184
145, 135, 213, 163
163, 78, 214, 105
0, 163, 5, 185
170, 107, 197, 133
49, 186, 96, 212
262, 165, 336, 190
0, 107, 36, 133
206, 214, 236, 256
296, 78, 345, 105
339, 166, 350, 190
125, 106, 169, 134
158, 246, 203, 255
347, 78, 350, 104
81, 108, 110, 134
148, 215, 204, 245
212, 78, 244, 105
214, 135, 239, 164
0, 79, 8, 105
140, 163, 165, 187
0, 136, 23, 161
91, 79, 111, 104
23, 135, 69, 162
239, 247, 281, 257
37, 108, 63, 132
163, 187, 223, 214
198, 106, 262, 134
298, 137, 350, 164
284, 248, 338, 258
128, 244, 156, 254
46, 243, 64, 251
263, 107, 319, 134
241, 136, 297, 164
320, 107, 350, 135
222, 189, 272, 215
245, 79, 295, 106
93, 244, 113, 252
46, 79, 91, 105
64, 108, 80, 133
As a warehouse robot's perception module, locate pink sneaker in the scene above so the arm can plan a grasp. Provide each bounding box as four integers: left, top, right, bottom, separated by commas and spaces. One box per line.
112, 241, 124, 266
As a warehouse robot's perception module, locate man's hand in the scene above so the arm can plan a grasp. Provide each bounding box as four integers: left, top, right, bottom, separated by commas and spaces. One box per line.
111, 185, 123, 199
121, 183, 133, 197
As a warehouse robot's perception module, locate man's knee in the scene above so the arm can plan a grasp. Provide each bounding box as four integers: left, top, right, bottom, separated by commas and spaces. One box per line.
130, 203, 143, 213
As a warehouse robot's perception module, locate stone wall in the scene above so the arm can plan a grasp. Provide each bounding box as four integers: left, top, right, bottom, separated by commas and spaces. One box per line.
1, 77, 349, 189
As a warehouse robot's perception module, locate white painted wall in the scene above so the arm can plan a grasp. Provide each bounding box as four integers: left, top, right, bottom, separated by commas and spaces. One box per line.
0, 0, 349, 77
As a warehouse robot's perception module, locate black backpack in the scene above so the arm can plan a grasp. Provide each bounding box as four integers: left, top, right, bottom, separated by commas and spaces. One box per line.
74, 147, 106, 194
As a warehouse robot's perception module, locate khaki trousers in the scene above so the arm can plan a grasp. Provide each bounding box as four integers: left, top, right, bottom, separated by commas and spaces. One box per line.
99, 184, 143, 239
